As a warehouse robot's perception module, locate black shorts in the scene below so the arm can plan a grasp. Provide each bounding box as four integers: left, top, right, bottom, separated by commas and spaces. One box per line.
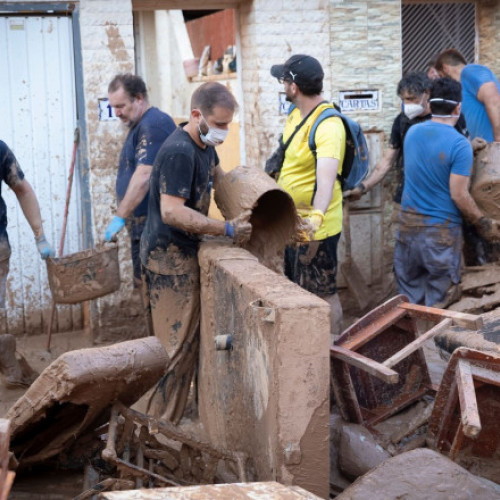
284, 233, 340, 295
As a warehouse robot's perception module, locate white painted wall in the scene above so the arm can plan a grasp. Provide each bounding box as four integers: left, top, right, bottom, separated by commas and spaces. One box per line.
0, 15, 82, 334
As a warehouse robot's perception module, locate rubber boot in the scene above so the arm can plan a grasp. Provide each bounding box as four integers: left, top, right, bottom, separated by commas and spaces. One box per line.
0, 334, 36, 388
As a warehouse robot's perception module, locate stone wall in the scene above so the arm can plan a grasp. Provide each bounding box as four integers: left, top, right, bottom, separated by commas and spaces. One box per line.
477, 0, 500, 76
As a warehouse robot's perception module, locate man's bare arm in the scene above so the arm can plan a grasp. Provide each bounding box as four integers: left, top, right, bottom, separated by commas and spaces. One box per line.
116, 163, 152, 218
344, 147, 398, 201
10, 179, 44, 239
449, 173, 483, 223
313, 157, 340, 213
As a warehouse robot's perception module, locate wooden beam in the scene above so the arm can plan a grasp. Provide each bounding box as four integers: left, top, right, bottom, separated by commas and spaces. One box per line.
456, 359, 482, 439
330, 345, 399, 384
340, 307, 408, 351
383, 318, 452, 368
132, 0, 246, 11
398, 302, 482, 330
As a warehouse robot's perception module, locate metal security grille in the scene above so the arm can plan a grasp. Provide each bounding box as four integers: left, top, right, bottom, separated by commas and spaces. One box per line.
402, 2, 476, 75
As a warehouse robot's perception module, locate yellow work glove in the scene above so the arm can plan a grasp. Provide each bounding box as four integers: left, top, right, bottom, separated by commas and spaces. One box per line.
295, 209, 325, 242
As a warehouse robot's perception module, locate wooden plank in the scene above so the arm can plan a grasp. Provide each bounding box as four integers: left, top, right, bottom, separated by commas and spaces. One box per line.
470, 364, 500, 387
330, 345, 399, 384
456, 359, 482, 439
398, 302, 482, 330
383, 319, 452, 368
132, 0, 243, 11
461, 268, 500, 291
448, 286, 500, 314
340, 306, 408, 351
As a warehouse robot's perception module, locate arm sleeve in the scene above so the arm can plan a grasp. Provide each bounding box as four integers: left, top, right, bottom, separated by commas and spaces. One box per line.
314, 116, 346, 161
135, 123, 169, 166
159, 149, 195, 200
390, 115, 403, 149
463, 65, 496, 96
0, 143, 25, 187
450, 137, 473, 177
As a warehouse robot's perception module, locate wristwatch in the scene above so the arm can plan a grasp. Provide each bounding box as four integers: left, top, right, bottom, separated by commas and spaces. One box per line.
359, 182, 368, 194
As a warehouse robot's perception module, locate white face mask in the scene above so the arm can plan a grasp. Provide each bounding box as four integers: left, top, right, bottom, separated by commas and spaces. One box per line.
199, 114, 228, 146
403, 102, 425, 120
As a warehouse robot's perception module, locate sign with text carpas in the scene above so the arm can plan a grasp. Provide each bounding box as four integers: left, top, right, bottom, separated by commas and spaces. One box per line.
338, 90, 379, 113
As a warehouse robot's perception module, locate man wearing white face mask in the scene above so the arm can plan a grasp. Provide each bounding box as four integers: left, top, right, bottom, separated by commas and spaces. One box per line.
139, 82, 252, 424
393, 77, 500, 307
345, 72, 469, 204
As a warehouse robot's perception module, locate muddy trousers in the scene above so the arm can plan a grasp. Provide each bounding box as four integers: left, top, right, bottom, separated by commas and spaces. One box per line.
142, 266, 200, 425
394, 224, 462, 307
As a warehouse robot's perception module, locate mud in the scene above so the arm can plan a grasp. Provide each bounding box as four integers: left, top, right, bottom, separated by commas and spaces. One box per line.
338, 423, 390, 479
471, 142, 500, 219
46, 243, 120, 304
7, 337, 168, 466
100, 481, 323, 499
198, 242, 330, 498
214, 165, 296, 272
336, 448, 500, 499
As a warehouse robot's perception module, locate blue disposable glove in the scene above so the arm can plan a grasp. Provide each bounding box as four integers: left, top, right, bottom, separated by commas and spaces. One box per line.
35, 234, 55, 259
105, 215, 126, 242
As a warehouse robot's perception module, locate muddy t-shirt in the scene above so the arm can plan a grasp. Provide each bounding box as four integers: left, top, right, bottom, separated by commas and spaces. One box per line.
140, 126, 219, 274
116, 107, 176, 218
0, 141, 25, 246
390, 112, 469, 204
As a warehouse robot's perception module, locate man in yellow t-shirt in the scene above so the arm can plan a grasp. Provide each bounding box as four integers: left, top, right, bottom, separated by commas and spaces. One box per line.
270, 54, 346, 337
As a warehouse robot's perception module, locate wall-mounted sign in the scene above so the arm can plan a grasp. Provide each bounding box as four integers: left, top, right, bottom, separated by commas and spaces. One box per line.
98, 98, 118, 121
279, 92, 292, 116
338, 90, 379, 113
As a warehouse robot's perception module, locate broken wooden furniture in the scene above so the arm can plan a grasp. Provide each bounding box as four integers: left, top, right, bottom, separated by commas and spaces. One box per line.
427, 347, 500, 484
7, 337, 168, 467
99, 481, 323, 499
0, 419, 15, 500
331, 295, 482, 426
91, 401, 250, 495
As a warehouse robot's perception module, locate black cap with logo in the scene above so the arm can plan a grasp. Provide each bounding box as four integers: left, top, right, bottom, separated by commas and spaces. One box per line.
270, 54, 324, 88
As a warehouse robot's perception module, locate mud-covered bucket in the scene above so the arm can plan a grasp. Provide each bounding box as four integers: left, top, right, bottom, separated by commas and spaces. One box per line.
470, 142, 500, 219
46, 243, 121, 304
214, 165, 297, 271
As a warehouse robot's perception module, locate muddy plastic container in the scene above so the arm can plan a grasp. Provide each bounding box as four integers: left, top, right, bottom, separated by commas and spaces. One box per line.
214, 165, 297, 271
46, 243, 121, 304
470, 142, 500, 219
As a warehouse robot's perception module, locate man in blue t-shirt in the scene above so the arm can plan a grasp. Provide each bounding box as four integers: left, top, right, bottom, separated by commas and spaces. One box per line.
436, 49, 500, 142
105, 74, 176, 287
394, 78, 500, 307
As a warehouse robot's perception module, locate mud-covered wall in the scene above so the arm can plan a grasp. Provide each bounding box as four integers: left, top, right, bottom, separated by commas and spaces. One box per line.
198, 242, 330, 499
78, 0, 141, 332
477, 0, 500, 75
238, 0, 401, 171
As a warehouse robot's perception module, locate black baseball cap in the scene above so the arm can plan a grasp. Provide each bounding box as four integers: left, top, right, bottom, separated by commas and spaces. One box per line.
270, 54, 324, 88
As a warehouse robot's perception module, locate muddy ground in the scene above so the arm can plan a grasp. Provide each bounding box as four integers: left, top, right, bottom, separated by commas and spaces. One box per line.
1, 318, 449, 498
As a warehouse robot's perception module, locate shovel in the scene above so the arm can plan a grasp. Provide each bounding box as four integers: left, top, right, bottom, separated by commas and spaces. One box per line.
340, 201, 372, 312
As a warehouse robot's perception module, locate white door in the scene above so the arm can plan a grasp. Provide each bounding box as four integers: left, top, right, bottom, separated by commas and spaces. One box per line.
0, 15, 83, 334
